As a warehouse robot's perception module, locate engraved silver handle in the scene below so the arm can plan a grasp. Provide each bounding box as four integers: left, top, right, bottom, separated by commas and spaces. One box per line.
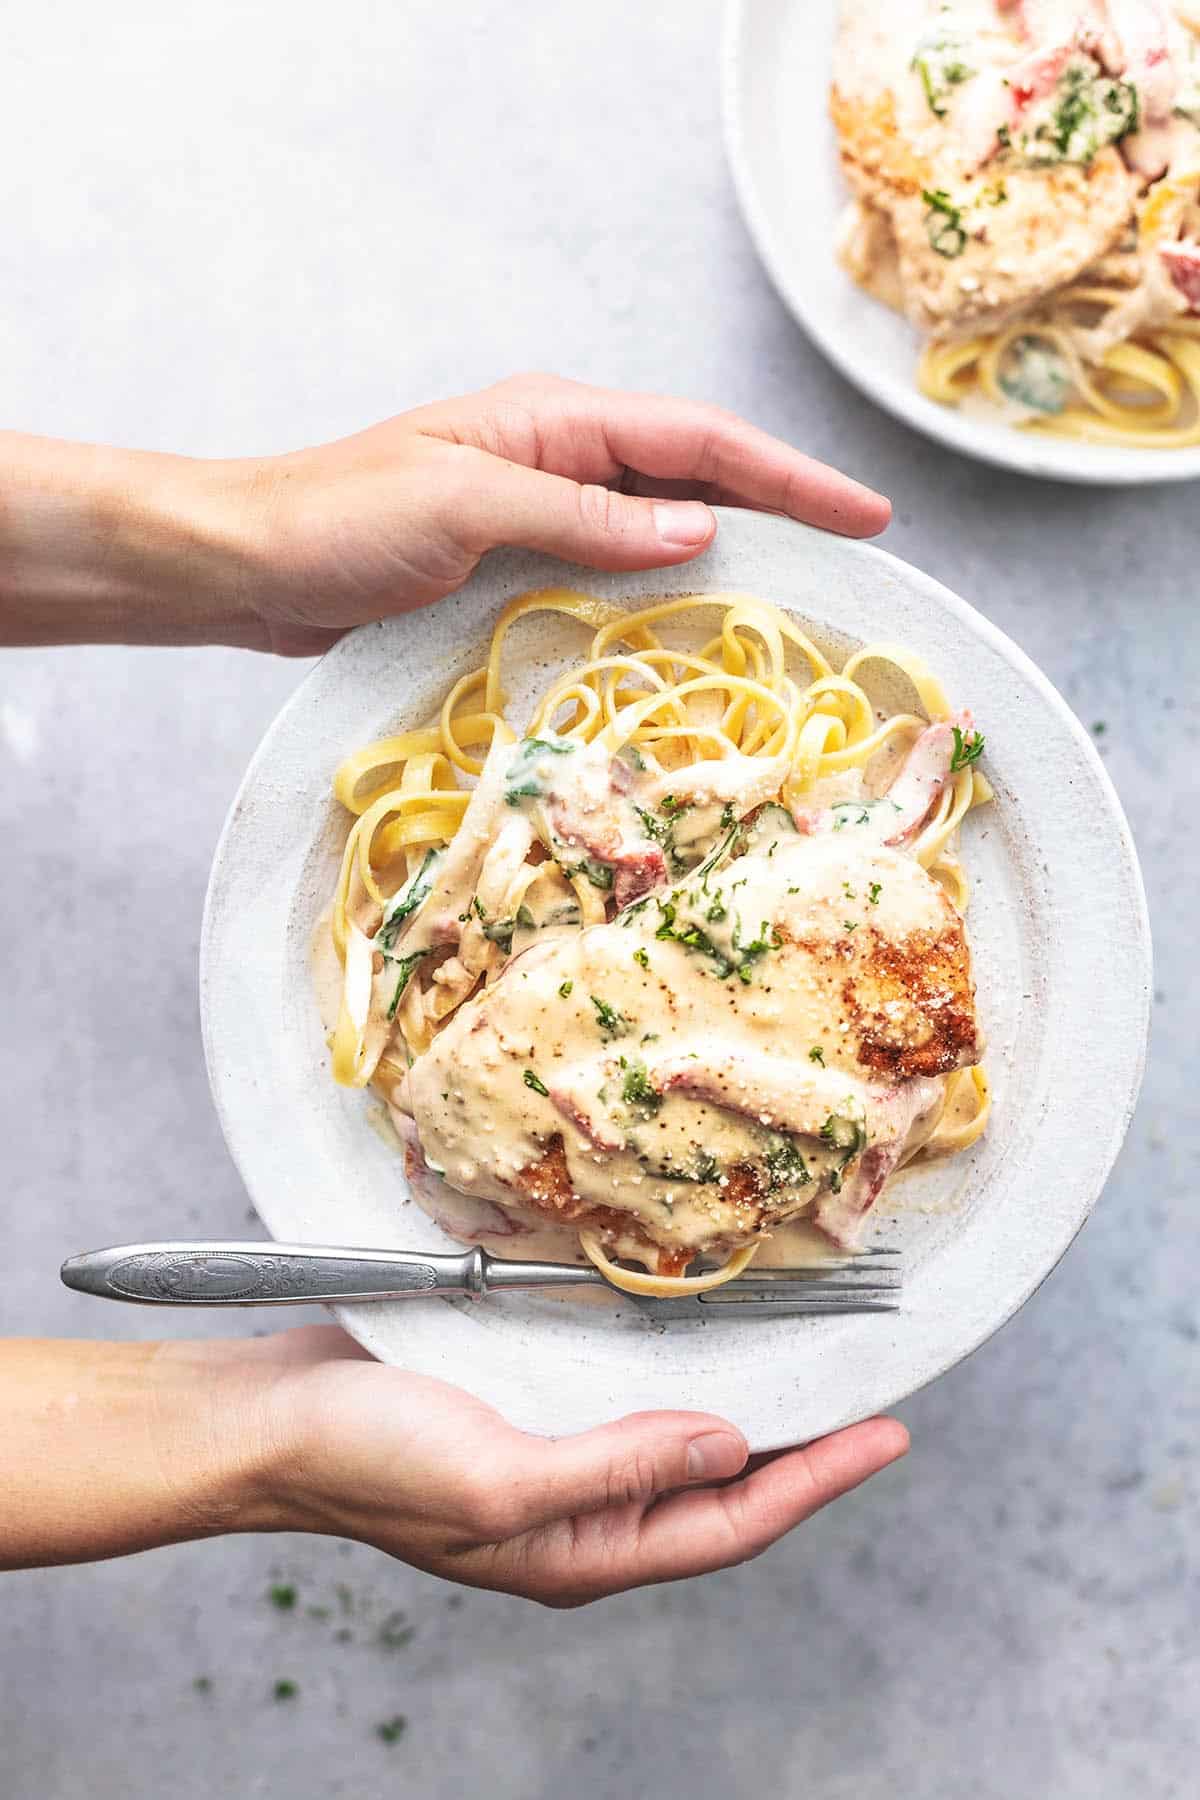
60, 1241, 603, 1306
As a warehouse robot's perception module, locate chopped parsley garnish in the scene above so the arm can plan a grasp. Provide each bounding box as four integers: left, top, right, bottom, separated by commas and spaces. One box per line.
377, 848, 440, 952
843, 920, 859, 934
692, 821, 740, 884
1028, 64, 1139, 166
731, 917, 783, 983
472, 896, 486, 920
867, 882, 882, 905
634, 805, 670, 845
504, 781, 542, 806
376, 1716, 408, 1746
820, 1111, 868, 1194
1092, 721, 1107, 737
950, 725, 985, 772
843, 883, 856, 899
273, 1680, 299, 1703
386, 950, 429, 1019
564, 856, 614, 891
589, 995, 630, 1040
620, 1058, 661, 1113
809, 1046, 825, 1067
633, 947, 650, 969
911, 29, 975, 118
997, 335, 1070, 415
982, 180, 1008, 206
268, 1584, 297, 1611
763, 1136, 812, 1191
636, 1146, 720, 1184
705, 897, 727, 924
921, 188, 967, 259
831, 802, 876, 832
516, 904, 535, 928
503, 734, 575, 807
558, 979, 573, 998
634, 797, 695, 878
655, 895, 781, 984
483, 917, 516, 953
523, 1069, 549, 1096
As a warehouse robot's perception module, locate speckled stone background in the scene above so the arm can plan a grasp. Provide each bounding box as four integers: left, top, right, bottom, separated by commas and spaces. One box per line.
2, 3, 1196, 1796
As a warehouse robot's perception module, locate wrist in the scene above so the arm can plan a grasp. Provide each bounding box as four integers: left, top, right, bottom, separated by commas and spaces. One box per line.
138, 1336, 299, 1541
0, 432, 271, 649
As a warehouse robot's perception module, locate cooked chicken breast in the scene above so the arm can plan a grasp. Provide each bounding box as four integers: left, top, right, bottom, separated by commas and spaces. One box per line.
832, 0, 1161, 337
405, 724, 981, 1265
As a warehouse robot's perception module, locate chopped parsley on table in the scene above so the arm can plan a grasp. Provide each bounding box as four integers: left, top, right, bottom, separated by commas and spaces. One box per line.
523, 1069, 549, 1096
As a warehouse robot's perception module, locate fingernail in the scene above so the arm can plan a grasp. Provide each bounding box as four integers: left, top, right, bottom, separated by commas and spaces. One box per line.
686, 1431, 746, 1481
654, 501, 714, 548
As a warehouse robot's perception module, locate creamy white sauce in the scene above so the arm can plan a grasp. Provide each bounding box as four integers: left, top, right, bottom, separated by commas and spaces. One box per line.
407, 810, 971, 1265
317, 709, 981, 1273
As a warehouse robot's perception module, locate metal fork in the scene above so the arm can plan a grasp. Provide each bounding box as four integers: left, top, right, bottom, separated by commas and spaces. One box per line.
60, 1240, 901, 1319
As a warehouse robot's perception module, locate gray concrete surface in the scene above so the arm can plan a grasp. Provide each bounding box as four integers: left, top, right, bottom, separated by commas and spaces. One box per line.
2, 2, 1196, 1795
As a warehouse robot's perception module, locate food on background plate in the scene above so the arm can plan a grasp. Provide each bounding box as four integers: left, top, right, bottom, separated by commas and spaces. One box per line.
832, 0, 1200, 445
322, 590, 991, 1296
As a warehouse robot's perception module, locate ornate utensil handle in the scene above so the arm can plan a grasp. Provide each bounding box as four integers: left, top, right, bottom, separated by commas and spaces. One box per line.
60, 1241, 484, 1306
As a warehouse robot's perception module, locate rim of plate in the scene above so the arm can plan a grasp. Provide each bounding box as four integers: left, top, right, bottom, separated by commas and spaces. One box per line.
200, 512, 1152, 1449
722, 0, 1200, 487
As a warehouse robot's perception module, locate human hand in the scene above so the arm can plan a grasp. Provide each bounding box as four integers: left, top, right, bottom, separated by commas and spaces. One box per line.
1, 376, 888, 652
240, 373, 890, 654
249, 1326, 908, 1607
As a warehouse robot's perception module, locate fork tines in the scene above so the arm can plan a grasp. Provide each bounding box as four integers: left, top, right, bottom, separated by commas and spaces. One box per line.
626, 1247, 902, 1320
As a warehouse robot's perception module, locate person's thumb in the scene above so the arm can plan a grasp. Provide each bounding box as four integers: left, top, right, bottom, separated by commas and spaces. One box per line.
495, 1411, 749, 1536
452, 456, 717, 571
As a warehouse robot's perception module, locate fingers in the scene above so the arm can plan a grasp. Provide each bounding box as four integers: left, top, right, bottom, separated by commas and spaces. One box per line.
415, 373, 890, 538
630, 1417, 910, 1588
490, 1409, 749, 1537
446, 447, 719, 572
495, 1416, 909, 1605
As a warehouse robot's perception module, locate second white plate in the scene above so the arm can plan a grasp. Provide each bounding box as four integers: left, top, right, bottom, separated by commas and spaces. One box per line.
723, 0, 1200, 486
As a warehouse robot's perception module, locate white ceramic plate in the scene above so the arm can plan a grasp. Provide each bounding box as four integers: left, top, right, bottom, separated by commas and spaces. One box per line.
201, 511, 1151, 1450
723, 0, 1200, 486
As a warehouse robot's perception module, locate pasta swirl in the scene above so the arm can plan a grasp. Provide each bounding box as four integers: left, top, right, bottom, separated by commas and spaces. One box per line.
324, 590, 991, 1296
